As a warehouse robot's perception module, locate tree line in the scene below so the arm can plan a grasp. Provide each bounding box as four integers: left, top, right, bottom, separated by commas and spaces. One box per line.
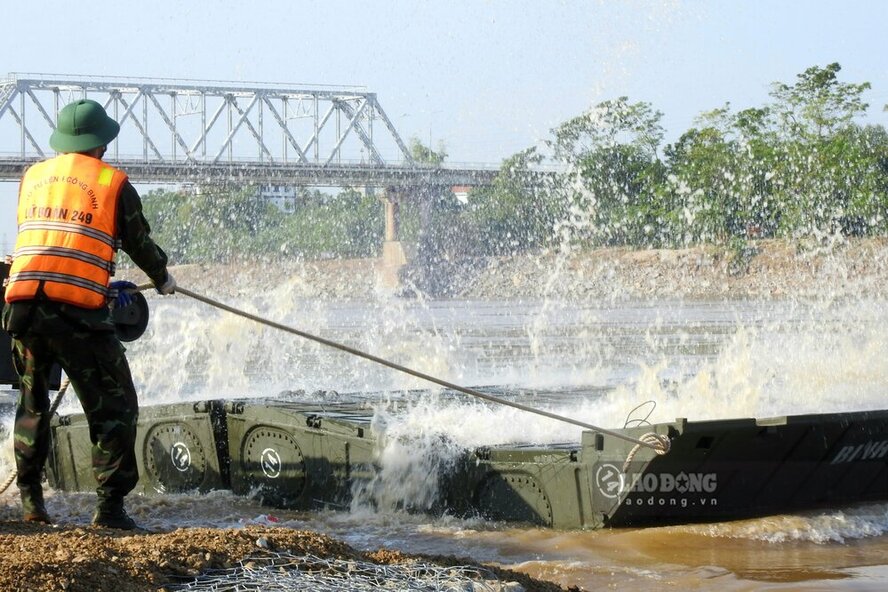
139, 63, 888, 264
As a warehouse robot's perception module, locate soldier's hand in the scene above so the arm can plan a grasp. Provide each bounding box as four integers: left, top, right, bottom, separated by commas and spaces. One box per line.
110, 280, 138, 308
156, 271, 176, 295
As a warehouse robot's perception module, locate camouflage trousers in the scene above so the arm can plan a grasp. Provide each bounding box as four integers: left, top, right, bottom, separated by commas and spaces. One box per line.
11, 331, 139, 500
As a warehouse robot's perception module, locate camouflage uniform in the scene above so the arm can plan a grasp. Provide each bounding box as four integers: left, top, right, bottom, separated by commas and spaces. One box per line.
7, 319, 139, 506
2, 181, 169, 511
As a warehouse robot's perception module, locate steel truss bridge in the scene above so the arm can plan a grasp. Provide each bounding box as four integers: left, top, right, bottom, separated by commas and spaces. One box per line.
0, 73, 500, 187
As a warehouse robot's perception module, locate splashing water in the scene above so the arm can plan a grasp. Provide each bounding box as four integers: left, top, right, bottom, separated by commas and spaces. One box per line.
74, 272, 883, 534
682, 503, 888, 544
1, 255, 887, 592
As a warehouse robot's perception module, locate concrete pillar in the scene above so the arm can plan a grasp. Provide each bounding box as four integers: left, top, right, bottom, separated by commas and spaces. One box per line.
378, 187, 408, 288
384, 198, 399, 241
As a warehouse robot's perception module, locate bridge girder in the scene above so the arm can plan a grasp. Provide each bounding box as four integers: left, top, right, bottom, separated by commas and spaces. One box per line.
0, 73, 563, 191
0, 73, 434, 179
0, 157, 500, 188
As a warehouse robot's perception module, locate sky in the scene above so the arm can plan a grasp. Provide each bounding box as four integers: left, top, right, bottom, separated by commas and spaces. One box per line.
3, 0, 888, 251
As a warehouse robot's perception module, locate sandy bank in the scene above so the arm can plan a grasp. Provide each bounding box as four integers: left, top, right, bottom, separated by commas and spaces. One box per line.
142, 238, 888, 301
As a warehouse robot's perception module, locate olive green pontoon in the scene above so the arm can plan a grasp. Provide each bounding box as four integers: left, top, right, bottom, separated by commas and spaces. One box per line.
43, 398, 888, 529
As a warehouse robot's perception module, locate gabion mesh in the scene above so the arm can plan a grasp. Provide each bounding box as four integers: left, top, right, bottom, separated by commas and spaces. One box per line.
167, 552, 516, 591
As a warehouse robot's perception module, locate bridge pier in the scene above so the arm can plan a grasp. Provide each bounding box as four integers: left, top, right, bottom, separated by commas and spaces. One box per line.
379, 188, 408, 288
384, 195, 400, 242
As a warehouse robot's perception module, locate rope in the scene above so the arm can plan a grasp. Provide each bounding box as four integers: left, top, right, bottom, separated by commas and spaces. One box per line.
0, 468, 15, 496
623, 400, 656, 428
48, 377, 72, 417
622, 432, 672, 473
0, 377, 71, 495
173, 285, 671, 454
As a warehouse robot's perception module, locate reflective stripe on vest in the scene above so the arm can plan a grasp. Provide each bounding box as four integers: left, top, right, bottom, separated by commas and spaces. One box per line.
12, 246, 115, 273
5, 153, 126, 309
7, 270, 111, 296
18, 220, 116, 248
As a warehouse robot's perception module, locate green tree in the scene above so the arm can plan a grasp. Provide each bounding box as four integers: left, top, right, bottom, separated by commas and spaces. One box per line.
767, 63, 874, 236
661, 105, 779, 244
140, 185, 383, 262
770, 63, 870, 139
408, 136, 448, 165
141, 185, 279, 262
549, 97, 666, 246
272, 188, 383, 258
467, 147, 559, 255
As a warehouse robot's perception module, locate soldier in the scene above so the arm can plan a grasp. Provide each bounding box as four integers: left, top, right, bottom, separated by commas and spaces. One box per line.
1, 99, 176, 530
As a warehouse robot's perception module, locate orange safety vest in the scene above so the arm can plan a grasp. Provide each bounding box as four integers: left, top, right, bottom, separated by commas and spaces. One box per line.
5, 153, 126, 309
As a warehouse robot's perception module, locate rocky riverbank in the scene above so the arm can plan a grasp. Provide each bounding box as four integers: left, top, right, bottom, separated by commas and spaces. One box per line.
155, 238, 888, 301
442, 238, 888, 301
0, 521, 563, 592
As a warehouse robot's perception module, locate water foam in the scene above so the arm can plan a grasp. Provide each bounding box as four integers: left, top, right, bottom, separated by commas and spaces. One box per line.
683, 503, 888, 544
603, 298, 888, 424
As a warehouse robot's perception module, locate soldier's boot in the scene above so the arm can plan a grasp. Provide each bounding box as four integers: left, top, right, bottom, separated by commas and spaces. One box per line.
92, 496, 139, 530
20, 485, 52, 524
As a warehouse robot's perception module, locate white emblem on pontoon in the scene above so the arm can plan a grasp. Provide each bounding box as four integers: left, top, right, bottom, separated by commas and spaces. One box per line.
170, 442, 191, 472
595, 463, 626, 499
261, 448, 282, 479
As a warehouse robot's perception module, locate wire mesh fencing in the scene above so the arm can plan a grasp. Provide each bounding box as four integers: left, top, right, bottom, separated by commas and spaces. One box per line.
166, 551, 522, 592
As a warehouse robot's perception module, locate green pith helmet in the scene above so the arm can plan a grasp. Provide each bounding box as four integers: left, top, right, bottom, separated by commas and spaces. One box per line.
49, 99, 120, 154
